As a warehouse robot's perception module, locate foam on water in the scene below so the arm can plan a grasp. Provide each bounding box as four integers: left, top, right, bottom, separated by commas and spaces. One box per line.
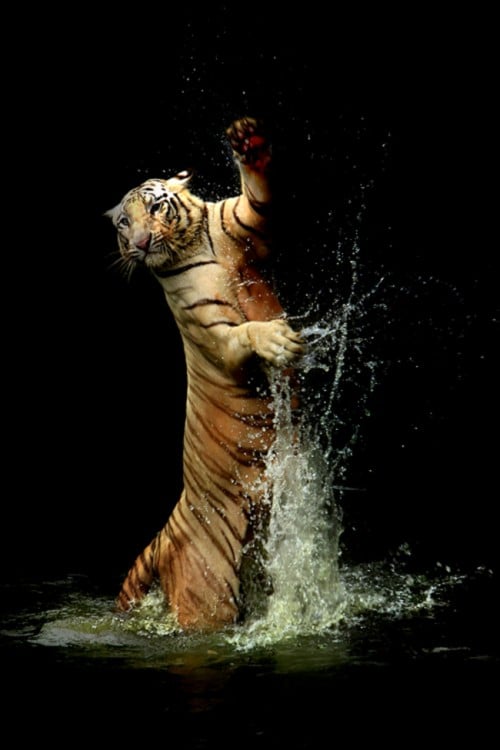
228, 374, 345, 649
26, 559, 488, 663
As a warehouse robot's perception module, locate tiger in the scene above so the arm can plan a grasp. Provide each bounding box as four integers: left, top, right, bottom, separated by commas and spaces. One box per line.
106, 117, 304, 630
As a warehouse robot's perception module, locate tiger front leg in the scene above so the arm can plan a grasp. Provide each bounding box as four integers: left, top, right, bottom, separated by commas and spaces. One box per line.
226, 117, 272, 231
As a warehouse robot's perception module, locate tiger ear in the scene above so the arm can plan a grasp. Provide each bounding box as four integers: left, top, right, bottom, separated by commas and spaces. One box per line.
104, 205, 120, 223
167, 169, 194, 191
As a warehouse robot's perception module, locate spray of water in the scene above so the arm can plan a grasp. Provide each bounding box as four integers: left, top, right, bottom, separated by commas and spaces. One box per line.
226, 235, 384, 648
237, 373, 345, 645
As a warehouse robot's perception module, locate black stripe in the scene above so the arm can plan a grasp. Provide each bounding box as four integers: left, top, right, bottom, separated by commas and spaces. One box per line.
129, 566, 148, 595
190, 552, 216, 586
185, 555, 235, 608
169, 193, 205, 247
155, 260, 218, 279
122, 578, 135, 598
189, 374, 274, 428
245, 185, 272, 217
207, 495, 244, 550
199, 320, 238, 329
220, 200, 241, 242
183, 298, 236, 311
203, 204, 216, 256
174, 194, 193, 221
165, 540, 176, 599
248, 196, 272, 217
187, 361, 239, 392
187, 378, 235, 420
139, 551, 151, 574
168, 195, 186, 227
186, 381, 273, 439
118, 591, 131, 609
182, 459, 243, 549
184, 585, 205, 608
183, 429, 231, 486
187, 495, 237, 571
187, 402, 265, 466
177, 503, 199, 538
233, 198, 267, 240
168, 508, 190, 550
187, 382, 268, 431
187, 362, 260, 400
165, 519, 182, 553
151, 533, 158, 560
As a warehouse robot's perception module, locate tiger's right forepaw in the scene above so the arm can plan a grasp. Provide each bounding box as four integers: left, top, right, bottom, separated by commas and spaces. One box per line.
247, 319, 304, 368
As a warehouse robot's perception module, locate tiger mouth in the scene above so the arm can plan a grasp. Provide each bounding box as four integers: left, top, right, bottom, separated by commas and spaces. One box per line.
124, 247, 166, 267
143, 248, 174, 270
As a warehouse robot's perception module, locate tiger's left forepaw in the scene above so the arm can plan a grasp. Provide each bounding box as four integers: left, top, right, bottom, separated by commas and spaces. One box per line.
226, 117, 271, 170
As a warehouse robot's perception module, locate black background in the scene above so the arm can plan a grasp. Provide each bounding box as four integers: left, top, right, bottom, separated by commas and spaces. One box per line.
3, 10, 497, 584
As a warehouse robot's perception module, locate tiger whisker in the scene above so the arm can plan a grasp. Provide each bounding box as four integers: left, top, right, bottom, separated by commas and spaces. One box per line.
106, 253, 128, 272
107, 252, 138, 282
126, 260, 136, 284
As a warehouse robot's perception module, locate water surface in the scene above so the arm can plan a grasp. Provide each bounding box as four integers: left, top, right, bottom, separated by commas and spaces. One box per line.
2, 561, 496, 745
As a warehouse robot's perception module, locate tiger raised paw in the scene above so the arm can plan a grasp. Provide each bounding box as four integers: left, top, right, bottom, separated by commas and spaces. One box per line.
227, 116, 271, 171
106, 117, 303, 630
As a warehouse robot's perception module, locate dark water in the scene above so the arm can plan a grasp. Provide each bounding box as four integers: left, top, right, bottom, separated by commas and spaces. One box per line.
2, 561, 497, 745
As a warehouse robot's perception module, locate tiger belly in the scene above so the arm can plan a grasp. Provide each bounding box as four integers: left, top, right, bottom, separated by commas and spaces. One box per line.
156, 359, 274, 630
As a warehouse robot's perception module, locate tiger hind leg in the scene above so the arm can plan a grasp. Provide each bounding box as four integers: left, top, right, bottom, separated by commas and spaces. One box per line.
116, 533, 160, 611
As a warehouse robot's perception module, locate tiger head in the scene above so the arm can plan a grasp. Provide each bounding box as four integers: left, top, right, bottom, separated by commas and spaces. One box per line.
106, 171, 205, 273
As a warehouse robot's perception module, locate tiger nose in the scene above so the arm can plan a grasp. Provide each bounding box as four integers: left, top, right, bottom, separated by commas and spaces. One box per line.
135, 234, 151, 251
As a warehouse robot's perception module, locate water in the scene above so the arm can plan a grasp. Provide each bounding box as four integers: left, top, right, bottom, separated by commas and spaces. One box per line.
3, 560, 493, 658
2, 564, 496, 743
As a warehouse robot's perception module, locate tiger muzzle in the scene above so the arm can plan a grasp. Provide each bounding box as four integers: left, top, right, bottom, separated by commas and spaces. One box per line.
134, 233, 152, 252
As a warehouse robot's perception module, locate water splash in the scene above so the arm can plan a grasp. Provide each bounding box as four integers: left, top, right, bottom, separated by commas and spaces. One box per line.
227, 237, 383, 647
236, 374, 345, 646
25, 561, 492, 663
